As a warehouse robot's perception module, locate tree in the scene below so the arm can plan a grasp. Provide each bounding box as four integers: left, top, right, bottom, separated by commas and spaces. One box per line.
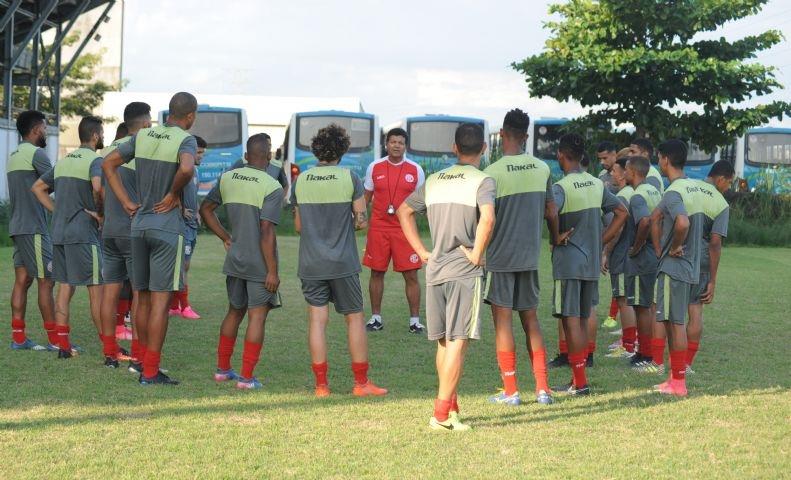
512, 0, 791, 152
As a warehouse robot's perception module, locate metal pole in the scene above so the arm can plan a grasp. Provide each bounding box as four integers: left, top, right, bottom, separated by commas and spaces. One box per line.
53, 23, 61, 127
8, 0, 59, 70
0, 0, 22, 32
38, 0, 91, 74
29, 28, 39, 110
3, 11, 13, 120
59, 1, 115, 84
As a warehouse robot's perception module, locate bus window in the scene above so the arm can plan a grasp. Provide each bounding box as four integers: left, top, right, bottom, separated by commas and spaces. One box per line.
189, 111, 243, 148
687, 143, 714, 165
533, 124, 564, 161
746, 133, 791, 166
408, 121, 461, 155
297, 116, 372, 153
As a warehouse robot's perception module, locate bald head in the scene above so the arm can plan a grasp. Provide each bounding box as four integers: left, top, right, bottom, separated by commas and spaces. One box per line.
168, 92, 197, 119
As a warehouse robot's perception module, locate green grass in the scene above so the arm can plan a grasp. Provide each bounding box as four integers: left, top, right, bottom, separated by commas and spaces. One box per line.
1, 236, 789, 479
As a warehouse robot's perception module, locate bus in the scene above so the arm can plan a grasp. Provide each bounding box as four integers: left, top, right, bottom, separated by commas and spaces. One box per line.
734, 127, 791, 193
285, 110, 379, 181
684, 142, 716, 181
387, 115, 490, 174
527, 118, 569, 179
159, 105, 248, 194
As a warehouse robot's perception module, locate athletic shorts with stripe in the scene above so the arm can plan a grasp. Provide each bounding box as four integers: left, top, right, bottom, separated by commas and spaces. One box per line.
552, 279, 597, 319
300, 275, 364, 314
610, 273, 627, 298
53, 243, 102, 286
654, 272, 690, 325
484, 270, 539, 311
689, 271, 711, 305
102, 237, 132, 283
226, 276, 283, 310
12, 234, 52, 279
626, 273, 656, 307
130, 230, 185, 292
426, 276, 483, 341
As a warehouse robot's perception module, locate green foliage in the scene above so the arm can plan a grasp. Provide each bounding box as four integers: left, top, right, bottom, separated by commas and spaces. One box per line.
726, 189, 791, 245
513, 0, 791, 152
0, 201, 11, 247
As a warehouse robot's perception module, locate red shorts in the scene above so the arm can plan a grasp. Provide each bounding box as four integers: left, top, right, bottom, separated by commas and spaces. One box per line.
363, 228, 422, 272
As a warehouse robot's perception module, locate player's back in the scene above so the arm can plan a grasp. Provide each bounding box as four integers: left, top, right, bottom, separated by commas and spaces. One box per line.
51, 147, 102, 245
658, 177, 706, 282
101, 136, 137, 238
6, 142, 50, 236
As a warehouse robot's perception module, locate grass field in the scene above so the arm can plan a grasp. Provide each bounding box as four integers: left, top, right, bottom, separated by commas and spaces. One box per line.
0, 235, 789, 479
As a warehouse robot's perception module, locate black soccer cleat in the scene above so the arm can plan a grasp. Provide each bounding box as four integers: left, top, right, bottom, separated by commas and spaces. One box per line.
139, 371, 179, 386
409, 323, 425, 334
128, 361, 143, 374
57, 348, 73, 359
547, 353, 569, 368
566, 384, 591, 396
104, 356, 119, 368
366, 319, 383, 332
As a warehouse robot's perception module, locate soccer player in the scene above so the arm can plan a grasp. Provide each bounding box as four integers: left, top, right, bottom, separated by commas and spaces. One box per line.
687, 160, 733, 371
629, 138, 665, 193
230, 144, 289, 189
169, 135, 206, 319
649, 139, 704, 397
200, 133, 284, 389
103, 92, 198, 385
291, 124, 387, 398
363, 127, 425, 333
6, 111, 56, 350
113, 122, 129, 141
398, 122, 495, 431
99, 102, 152, 369
621, 156, 663, 373
31, 116, 106, 360
596, 141, 621, 329
551, 133, 627, 395
483, 109, 565, 406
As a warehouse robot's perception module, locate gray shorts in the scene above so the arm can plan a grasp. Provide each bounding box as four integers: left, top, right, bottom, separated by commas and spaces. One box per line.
655, 272, 691, 325
552, 279, 597, 319
626, 272, 656, 308
226, 276, 282, 310
426, 276, 483, 341
53, 243, 102, 286
484, 270, 539, 311
610, 273, 627, 298
300, 275, 363, 314
184, 228, 198, 262
12, 233, 53, 279
689, 271, 711, 305
102, 236, 133, 283
130, 230, 185, 292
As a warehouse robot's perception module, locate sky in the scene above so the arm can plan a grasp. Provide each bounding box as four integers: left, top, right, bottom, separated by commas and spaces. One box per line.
121, 0, 791, 127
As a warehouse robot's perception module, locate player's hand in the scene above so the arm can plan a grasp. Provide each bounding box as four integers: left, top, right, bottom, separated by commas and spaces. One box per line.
669, 245, 685, 257
184, 208, 194, 220
417, 248, 430, 264
554, 227, 574, 246
123, 200, 141, 217
601, 254, 609, 274
264, 272, 280, 293
153, 192, 181, 214
628, 242, 643, 257
223, 237, 232, 251
84, 209, 104, 230
701, 281, 716, 304
459, 245, 484, 266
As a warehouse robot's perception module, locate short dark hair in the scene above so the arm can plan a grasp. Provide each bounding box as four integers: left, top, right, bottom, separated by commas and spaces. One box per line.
78, 115, 103, 143
16, 110, 46, 137
708, 160, 735, 179
657, 139, 688, 168
114, 122, 129, 140
311, 124, 350, 162
168, 92, 198, 118
194, 135, 207, 149
631, 138, 654, 158
615, 156, 628, 170
502, 108, 530, 138
454, 122, 485, 156
246, 133, 271, 156
386, 127, 408, 142
626, 155, 650, 177
597, 141, 618, 153
558, 133, 585, 162
123, 101, 151, 126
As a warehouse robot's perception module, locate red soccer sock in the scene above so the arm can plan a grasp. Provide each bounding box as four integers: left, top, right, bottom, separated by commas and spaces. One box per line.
130, 338, 142, 362
312, 362, 328, 386
568, 351, 588, 388
55, 324, 70, 351
138, 345, 147, 365
496, 350, 518, 395
116, 299, 130, 326
216, 334, 236, 371
587, 341, 596, 354
638, 333, 651, 357
686, 341, 700, 366
608, 298, 619, 318
241, 341, 262, 379
11, 318, 26, 344
351, 361, 369, 385
651, 338, 666, 365
450, 392, 459, 413
559, 339, 568, 355
623, 326, 637, 353
101, 334, 119, 357
531, 348, 550, 393
670, 350, 686, 381
142, 350, 161, 378
433, 398, 452, 422
44, 321, 58, 345
169, 294, 180, 311
180, 286, 191, 309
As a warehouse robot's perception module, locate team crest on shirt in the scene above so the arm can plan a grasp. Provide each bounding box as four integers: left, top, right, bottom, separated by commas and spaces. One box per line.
405, 174, 415, 183
409, 254, 419, 264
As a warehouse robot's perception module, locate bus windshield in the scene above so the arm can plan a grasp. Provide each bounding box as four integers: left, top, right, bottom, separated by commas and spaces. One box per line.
297, 116, 372, 153
408, 121, 464, 155
189, 111, 242, 148
687, 143, 713, 166
746, 133, 791, 166
533, 124, 564, 161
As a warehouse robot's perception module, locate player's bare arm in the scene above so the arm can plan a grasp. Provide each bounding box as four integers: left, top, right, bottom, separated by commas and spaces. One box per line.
353, 196, 368, 231
30, 178, 55, 213
701, 233, 723, 303
259, 219, 279, 293
293, 206, 302, 234
629, 216, 651, 256
154, 151, 195, 214
102, 149, 139, 216
650, 207, 663, 257
396, 203, 430, 263
601, 203, 627, 245
199, 199, 231, 251
460, 203, 495, 266
669, 214, 689, 257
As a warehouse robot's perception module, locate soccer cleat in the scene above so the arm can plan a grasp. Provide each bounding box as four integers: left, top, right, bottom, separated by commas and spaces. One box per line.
168, 308, 182, 317
656, 379, 687, 397
314, 384, 331, 398
629, 354, 649, 367
115, 325, 133, 341
652, 376, 672, 391
128, 361, 143, 374
104, 356, 119, 368
365, 318, 383, 332
57, 348, 73, 359
180, 306, 201, 319
656, 364, 666, 376
602, 315, 618, 328
236, 377, 262, 389
536, 390, 554, 405
409, 323, 425, 334
547, 353, 569, 368
429, 415, 471, 432
607, 339, 622, 351
488, 390, 521, 406
634, 361, 660, 373
586, 352, 594, 367
605, 346, 635, 358
10, 338, 47, 351
214, 368, 239, 382
352, 381, 388, 397
565, 384, 591, 396
45, 343, 60, 352
139, 371, 179, 385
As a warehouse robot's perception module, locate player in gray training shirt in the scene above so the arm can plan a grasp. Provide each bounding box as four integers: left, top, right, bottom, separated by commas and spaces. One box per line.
32, 116, 106, 360
229, 148, 289, 190
649, 139, 705, 397
596, 141, 619, 193
102, 92, 198, 385
6, 110, 56, 351
201, 134, 284, 389
291, 123, 388, 398
629, 138, 665, 194
399, 123, 495, 431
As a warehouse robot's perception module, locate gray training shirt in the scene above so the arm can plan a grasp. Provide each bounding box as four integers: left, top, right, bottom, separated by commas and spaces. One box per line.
608, 185, 635, 275
182, 167, 199, 231
231, 157, 289, 189
656, 177, 705, 284
6, 142, 51, 236
696, 179, 729, 272
101, 136, 137, 238
624, 182, 662, 276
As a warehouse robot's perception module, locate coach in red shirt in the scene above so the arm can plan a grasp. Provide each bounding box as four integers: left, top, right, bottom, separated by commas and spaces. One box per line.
363, 128, 425, 333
